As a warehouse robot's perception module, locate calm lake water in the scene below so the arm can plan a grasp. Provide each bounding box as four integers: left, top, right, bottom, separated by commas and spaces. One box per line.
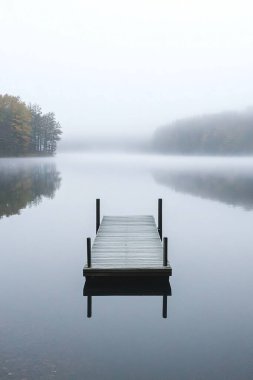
1, 153, 253, 380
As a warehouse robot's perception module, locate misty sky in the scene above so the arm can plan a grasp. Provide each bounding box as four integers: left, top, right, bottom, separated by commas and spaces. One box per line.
1, 0, 253, 139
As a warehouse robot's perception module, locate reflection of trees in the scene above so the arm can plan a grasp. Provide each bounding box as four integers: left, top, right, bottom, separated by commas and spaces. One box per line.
0, 161, 61, 218
153, 168, 253, 210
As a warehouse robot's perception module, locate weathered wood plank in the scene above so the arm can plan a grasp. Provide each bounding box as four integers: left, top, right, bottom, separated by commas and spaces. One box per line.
83, 215, 172, 277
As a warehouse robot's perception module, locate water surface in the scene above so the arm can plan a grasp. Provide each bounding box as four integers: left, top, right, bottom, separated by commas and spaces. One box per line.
1, 154, 253, 380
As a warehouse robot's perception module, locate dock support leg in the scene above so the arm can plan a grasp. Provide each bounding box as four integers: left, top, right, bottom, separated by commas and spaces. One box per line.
87, 296, 92, 318
158, 198, 162, 240
87, 238, 91, 267
162, 295, 167, 319
96, 198, 100, 234
163, 237, 168, 266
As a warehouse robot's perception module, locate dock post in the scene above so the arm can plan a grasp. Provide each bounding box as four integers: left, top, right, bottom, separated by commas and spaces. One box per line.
158, 198, 162, 240
163, 237, 168, 266
87, 296, 92, 318
162, 295, 167, 318
96, 198, 100, 234
87, 238, 91, 267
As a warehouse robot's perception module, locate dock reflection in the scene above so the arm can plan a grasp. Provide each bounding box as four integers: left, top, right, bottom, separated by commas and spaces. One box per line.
83, 277, 172, 319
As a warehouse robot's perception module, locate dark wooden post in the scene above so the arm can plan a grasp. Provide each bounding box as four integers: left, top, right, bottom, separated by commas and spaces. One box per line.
158, 198, 162, 240
163, 237, 168, 266
87, 296, 92, 318
96, 198, 100, 234
87, 238, 91, 268
162, 295, 167, 318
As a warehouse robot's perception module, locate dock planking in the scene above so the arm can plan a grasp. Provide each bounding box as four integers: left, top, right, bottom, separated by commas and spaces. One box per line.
83, 213, 172, 277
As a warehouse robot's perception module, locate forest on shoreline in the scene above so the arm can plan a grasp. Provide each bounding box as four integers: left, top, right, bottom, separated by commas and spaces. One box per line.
0, 94, 62, 157
153, 109, 253, 155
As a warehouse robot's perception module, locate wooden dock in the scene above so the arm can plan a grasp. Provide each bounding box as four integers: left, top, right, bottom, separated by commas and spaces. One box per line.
83, 200, 172, 318
83, 199, 172, 277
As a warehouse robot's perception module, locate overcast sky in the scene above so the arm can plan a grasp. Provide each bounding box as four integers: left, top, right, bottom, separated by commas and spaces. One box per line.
1, 0, 253, 138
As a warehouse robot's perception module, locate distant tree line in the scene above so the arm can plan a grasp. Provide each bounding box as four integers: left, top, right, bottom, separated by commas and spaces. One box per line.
0, 94, 62, 156
153, 109, 253, 155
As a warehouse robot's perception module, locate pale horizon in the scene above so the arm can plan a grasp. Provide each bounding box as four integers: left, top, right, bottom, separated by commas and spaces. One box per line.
1, 0, 253, 140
